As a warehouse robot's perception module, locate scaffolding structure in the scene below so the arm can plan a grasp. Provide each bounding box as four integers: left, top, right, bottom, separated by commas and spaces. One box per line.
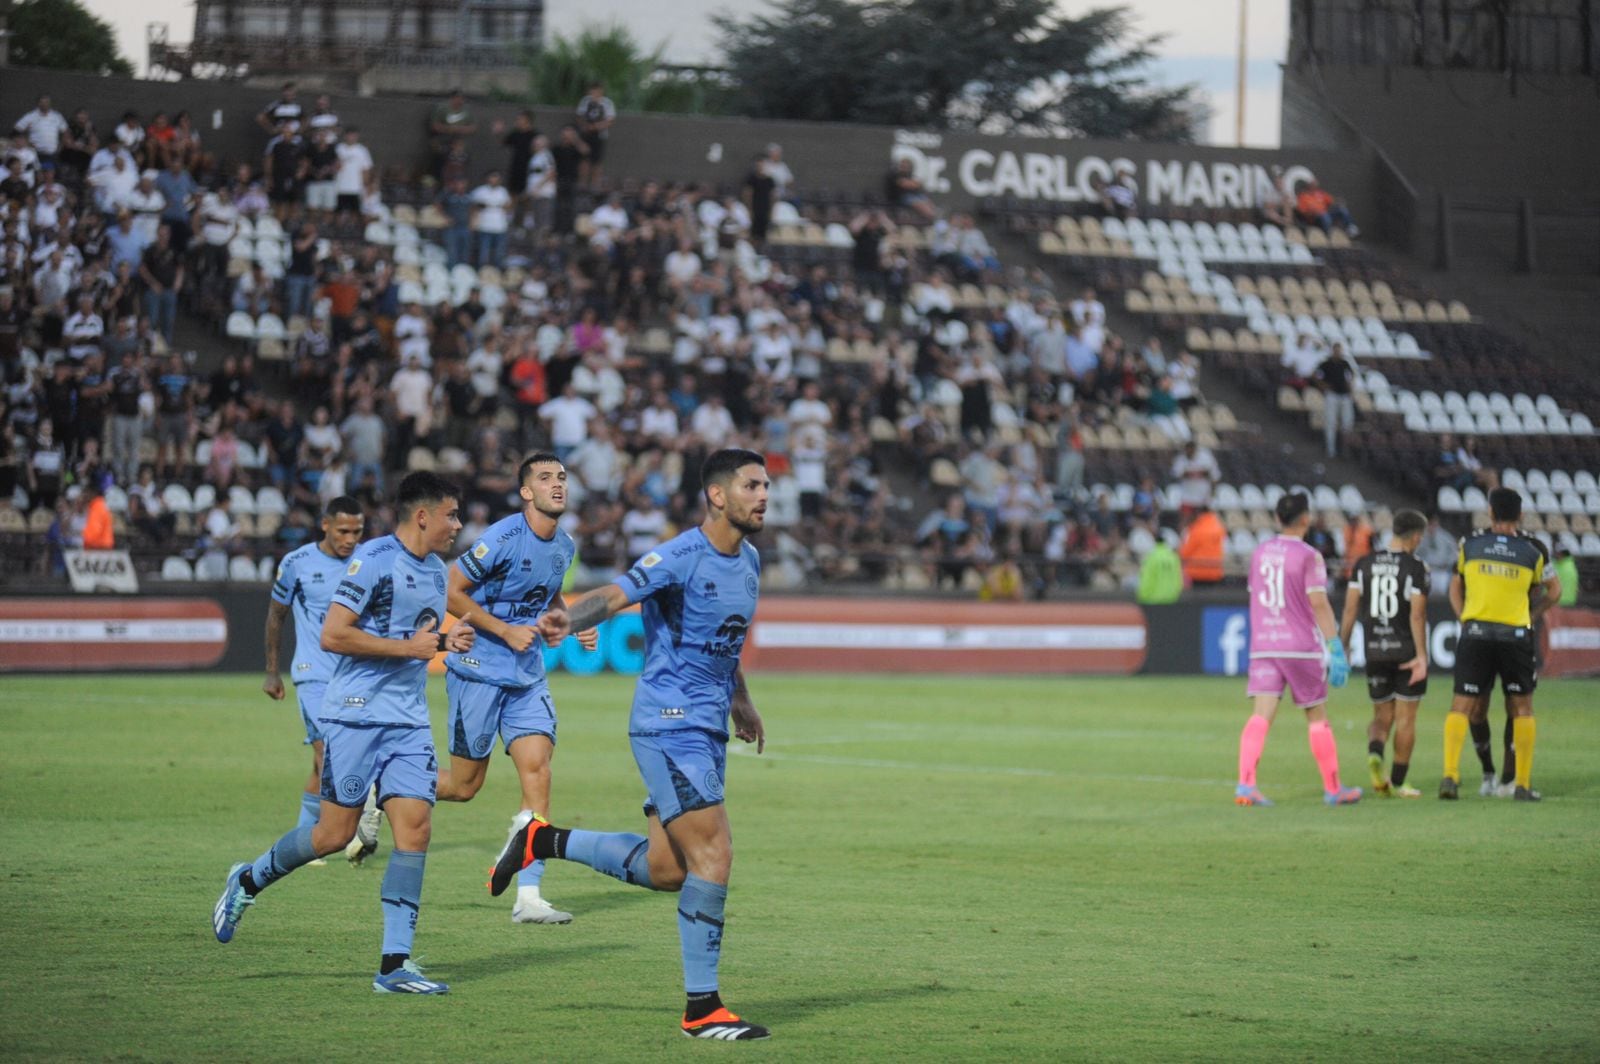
178, 0, 543, 77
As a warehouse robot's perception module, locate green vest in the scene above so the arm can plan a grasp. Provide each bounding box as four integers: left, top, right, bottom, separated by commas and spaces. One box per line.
1556, 555, 1578, 607
1137, 543, 1184, 604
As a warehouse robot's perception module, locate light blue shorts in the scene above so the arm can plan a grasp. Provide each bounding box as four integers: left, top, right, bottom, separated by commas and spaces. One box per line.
295, 682, 327, 745
632, 729, 727, 826
319, 721, 438, 807
445, 671, 556, 760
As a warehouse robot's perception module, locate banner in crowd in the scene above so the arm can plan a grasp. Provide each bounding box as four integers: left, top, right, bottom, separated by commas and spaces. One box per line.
0, 598, 227, 672
63, 550, 140, 594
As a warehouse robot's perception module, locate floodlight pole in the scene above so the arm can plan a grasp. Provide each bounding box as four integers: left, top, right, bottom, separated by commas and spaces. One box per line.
1235, 0, 1248, 146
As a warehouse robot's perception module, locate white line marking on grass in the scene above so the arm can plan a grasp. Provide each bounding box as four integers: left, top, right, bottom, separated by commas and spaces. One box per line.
729, 747, 1230, 787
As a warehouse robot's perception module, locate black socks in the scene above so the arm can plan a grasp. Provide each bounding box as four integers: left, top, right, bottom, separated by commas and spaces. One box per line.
685, 990, 724, 1022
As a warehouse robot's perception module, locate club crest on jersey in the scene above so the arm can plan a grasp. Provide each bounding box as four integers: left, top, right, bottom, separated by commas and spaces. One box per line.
346, 559, 362, 575
434, 573, 446, 594
744, 573, 759, 597
641, 551, 662, 568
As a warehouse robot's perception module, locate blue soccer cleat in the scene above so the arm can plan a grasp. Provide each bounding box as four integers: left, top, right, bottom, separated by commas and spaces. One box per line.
213, 862, 255, 943
1324, 785, 1363, 806
373, 959, 449, 994
1234, 784, 1274, 807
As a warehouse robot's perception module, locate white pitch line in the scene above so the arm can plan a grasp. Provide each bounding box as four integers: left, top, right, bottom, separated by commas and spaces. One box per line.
728, 746, 1231, 787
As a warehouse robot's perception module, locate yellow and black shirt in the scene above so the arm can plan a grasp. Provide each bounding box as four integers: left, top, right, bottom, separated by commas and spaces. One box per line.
1456, 528, 1549, 632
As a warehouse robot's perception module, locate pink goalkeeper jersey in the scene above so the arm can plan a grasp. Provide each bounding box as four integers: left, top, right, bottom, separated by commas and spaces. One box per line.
1248, 535, 1328, 659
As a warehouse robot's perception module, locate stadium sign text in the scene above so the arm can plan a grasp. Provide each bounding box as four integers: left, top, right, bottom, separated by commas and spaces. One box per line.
891, 133, 1313, 209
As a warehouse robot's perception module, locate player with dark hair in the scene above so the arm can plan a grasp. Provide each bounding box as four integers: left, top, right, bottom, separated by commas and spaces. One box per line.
1340, 508, 1430, 798
1440, 487, 1560, 801
435, 453, 596, 924
263, 497, 365, 839
488, 448, 773, 1040
1235, 491, 1362, 807
214, 473, 475, 994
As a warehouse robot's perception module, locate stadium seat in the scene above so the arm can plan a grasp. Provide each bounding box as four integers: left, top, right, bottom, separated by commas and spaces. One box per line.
1574, 471, 1597, 494
1501, 469, 1525, 492
162, 484, 195, 514
258, 556, 278, 582
228, 555, 260, 581
1526, 470, 1551, 493
1462, 487, 1489, 512
1437, 486, 1464, 513
160, 556, 194, 581
256, 486, 288, 515
191, 484, 217, 513
195, 552, 230, 581
226, 312, 257, 341
256, 314, 287, 342
1582, 533, 1600, 557
1549, 471, 1574, 493
228, 486, 257, 514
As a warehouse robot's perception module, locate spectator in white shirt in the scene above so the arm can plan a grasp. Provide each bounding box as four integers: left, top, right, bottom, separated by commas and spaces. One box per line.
1169, 440, 1220, 509
567, 423, 625, 500
524, 133, 556, 232
125, 171, 167, 243
15, 96, 70, 164
791, 424, 829, 520
764, 143, 795, 200
639, 390, 680, 444
621, 494, 668, 559
394, 301, 433, 368
588, 191, 630, 249
334, 128, 372, 219
787, 380, 832, 433
751, 320, 794, 382
538, 382, 598, 460
88, 152, 138, 216
63, 294, 105, 362
1280, 332, 1324, 386
664, 237, 701, 295
390, 354, 435, 454
690, 393, 736, 447
1069, 287, 1106, 354
470, 171, 512, 267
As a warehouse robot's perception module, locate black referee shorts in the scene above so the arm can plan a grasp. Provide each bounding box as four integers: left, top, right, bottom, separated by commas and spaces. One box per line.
1453, 625, 1538, 697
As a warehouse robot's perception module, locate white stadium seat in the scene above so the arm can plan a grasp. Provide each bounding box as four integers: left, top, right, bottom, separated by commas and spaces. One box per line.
229, 555, 260, 581
160, 556, 193, 581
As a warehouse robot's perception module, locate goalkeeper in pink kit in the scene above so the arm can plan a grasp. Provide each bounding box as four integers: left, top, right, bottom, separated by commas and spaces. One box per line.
1236, 491, 1362, 807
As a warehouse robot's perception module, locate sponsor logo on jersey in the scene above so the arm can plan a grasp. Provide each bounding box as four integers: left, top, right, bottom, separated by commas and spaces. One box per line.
703, 614, 750, 658
342, 695, 367, 706
457, 656, 481, 668
661, 707, 685, 719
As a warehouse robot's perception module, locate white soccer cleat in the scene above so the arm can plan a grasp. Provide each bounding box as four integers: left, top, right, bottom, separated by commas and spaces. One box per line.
346, 805, 383, 866
1479, 775, 1499, 797
512, 887, 573, 925
1494, 780, 1517, 798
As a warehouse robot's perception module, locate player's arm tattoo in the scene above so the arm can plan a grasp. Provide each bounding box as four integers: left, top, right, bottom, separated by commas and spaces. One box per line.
264, 600, 289, 674
566, 584, 628, 633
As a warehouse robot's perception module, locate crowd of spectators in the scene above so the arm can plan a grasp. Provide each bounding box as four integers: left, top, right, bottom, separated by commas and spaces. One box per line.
3, 83, 1238, 598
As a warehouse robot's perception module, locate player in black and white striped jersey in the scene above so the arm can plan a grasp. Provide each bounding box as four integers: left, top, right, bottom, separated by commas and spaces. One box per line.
1340, 509, 1432, 797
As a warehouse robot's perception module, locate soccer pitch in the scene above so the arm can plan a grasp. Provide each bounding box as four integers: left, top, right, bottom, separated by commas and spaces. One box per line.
2, 673, 1597, 1062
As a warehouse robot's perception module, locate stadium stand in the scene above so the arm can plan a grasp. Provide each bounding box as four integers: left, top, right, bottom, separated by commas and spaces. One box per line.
2, 84, 1595, 602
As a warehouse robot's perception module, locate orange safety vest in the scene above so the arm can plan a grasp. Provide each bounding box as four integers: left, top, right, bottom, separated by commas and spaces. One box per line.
1179, 511, 1225, 583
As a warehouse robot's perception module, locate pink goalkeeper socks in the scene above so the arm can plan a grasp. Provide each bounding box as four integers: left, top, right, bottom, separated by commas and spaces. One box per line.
1307, 720, 1341, 792
1238, 715, 1271, 786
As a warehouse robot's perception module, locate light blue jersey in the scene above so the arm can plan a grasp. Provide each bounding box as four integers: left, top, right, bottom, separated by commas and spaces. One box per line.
321, 534, 450, 729
614, 527, 760, 740
271, 541, 349, 685
445, 513, 575, 689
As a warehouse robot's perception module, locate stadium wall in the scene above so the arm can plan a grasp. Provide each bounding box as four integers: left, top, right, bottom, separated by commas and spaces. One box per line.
4, 592, 1597, 679
0, 67, 1376, 222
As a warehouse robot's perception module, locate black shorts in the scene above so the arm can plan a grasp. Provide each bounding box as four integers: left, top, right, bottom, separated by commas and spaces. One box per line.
582, 133, 606, 164
1366, 660, 1426, 703
336, 193, 361, 213
1453, 626, 1538, 697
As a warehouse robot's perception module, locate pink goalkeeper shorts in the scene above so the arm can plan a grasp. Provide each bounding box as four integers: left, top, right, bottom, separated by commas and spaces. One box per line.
1246, 656, 1328, 708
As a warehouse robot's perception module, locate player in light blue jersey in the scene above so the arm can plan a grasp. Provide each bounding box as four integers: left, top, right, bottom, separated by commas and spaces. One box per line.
490, 449, 772, 1041
214, 473, 476, 995
437, 452, 596, 924
263, 496, 365, 837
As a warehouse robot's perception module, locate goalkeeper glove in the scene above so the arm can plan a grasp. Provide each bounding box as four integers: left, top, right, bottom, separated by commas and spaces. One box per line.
1326, 636, 1350, 688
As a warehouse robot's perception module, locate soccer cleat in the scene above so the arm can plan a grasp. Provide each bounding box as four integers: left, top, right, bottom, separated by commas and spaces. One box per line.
1233, 784, 1274, 807
212, 862, 255, 943
512, 887, 573, 925
1513, 786, 1542, 802
1494, 780, 1517, 799
372, 959, 449, 995
1323, 785, 1362, 806
681, 1008, 770, 1041
489, 813, 550, 897
308, 857, 328, 867
1366, 752, 1388, 792
1439, 777, 1459, 800
1478, 774, 1499, 798
1391, 783, 1422, 798
346, 807, 383, 866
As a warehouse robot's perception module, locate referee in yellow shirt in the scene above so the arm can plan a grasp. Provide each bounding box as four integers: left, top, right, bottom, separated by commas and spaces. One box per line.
1440, 488, 1562, 801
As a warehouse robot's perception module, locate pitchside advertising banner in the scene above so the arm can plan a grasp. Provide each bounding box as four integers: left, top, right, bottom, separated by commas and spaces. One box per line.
2, 594, 1596, 677
1200, 603, 1600, 680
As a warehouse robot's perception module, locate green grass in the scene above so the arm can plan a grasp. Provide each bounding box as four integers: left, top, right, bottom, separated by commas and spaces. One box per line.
2, 673, 1598, 1062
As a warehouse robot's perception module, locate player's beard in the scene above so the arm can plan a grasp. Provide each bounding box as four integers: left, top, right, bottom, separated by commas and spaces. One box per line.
729, 507, 765, 535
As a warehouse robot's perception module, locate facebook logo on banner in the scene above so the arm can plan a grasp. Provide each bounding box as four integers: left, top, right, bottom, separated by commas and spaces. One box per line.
1202, 608, 1250, 675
